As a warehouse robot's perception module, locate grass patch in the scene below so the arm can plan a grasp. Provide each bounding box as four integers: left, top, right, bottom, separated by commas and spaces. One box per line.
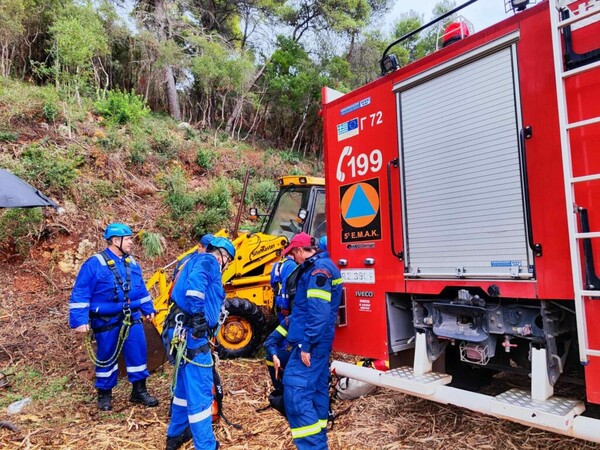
0, 130, 19, 142
140, 231, 164, 258
0, 367, 68, 408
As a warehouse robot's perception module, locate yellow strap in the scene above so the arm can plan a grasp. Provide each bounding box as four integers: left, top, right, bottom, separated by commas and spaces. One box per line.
332, 278, 343, 286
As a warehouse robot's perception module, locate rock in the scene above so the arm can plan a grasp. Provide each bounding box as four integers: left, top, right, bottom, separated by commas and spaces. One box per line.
57, 124, 71, 137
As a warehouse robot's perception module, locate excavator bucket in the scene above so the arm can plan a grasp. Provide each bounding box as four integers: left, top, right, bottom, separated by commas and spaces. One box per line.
116, 322, 167, 376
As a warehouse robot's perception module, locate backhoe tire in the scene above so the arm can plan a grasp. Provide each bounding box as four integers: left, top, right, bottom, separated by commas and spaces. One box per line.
216, 298, 266, 359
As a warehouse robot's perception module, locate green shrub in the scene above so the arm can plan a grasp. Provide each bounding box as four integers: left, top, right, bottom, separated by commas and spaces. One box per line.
195, 147, 217, 170
161, 167, 197, 219
197, 178, 232, 212
94, 90, 150, 125
155, 213, 187, 240
280, 149, 301, 164
96, 129, 124, 152
226, 178, 243, 198
91, 180, 122, 198
43, 102, 59, 122
0, 130, 18, 142
233, 166, 256, 182
183, 126, 196, 141
193, 207, 227, 236
152, 129, 178, 160
140, 231, 164, 258
248, 180, 276, 210
130, 140, 150, 166
0, 208, 43, 255
18, 144, 81, 194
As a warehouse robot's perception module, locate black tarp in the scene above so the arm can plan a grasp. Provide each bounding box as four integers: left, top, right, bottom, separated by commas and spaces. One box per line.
0, 168, 58, 209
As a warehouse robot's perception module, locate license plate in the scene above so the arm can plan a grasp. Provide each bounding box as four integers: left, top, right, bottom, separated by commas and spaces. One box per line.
341, 269, 375, 284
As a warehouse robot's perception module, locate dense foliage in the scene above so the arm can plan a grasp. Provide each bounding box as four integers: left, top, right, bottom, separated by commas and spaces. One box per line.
1, 0, 456, 153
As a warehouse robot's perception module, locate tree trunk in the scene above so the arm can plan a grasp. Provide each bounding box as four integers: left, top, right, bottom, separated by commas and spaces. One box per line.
225, 57, 270, 133
154, 0, 181, 120
165, 65, 181, 120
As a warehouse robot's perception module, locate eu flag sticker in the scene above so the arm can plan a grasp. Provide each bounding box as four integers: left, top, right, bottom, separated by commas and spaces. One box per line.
337, 118, 359, 142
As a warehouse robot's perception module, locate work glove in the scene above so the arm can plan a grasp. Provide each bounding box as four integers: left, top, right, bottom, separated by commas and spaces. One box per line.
191, 314, 208, 338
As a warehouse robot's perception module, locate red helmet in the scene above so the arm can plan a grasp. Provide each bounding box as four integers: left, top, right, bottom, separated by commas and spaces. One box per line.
442, 21, 470, 47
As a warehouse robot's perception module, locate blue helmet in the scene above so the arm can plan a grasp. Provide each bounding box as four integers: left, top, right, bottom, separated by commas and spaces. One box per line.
208, 236, 236, 260
199, 233, 215, 248
318, 235, 328, 251
103, 223, 133, 240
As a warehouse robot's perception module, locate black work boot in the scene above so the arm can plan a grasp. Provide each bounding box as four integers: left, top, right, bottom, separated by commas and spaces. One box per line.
130, 379, 159, 407
165, 426, 192, 450
97, 389, 112, 411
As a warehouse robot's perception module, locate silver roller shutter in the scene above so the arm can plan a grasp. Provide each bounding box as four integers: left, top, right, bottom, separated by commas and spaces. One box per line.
399, 47, 533, 279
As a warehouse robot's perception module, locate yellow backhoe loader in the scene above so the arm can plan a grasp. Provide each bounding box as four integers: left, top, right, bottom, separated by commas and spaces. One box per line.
145, 175, 326, 366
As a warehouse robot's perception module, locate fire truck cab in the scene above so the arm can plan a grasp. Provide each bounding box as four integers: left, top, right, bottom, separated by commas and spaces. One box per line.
322, 0, 600, 442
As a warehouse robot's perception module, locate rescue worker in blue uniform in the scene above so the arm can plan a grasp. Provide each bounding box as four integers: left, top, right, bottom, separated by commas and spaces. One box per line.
270, 253, 297, 324
265, 246, 300, 395
163, 236, 235, 450
282, 232, 343, 449
265, 318, 291, 395
172, 233, 214, 281
69, 223, 158, 411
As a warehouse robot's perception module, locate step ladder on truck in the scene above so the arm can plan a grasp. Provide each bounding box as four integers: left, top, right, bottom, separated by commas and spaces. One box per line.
323, 0, 600, 443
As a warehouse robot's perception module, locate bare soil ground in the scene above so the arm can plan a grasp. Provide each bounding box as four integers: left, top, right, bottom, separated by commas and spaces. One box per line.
0, 256, 598, 450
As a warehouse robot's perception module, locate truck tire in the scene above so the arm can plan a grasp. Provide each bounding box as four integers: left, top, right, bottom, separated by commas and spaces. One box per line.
216, 298, 266, 359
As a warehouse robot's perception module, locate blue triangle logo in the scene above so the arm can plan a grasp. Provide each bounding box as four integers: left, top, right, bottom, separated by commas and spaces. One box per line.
346, 184, 375, 219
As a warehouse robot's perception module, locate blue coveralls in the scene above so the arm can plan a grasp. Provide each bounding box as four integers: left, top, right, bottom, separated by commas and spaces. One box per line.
264, 321, 291, 392
166, 252, 224, 450
69, 249, 155, 390
283, 251, 343, 449
270, 256, 297, 324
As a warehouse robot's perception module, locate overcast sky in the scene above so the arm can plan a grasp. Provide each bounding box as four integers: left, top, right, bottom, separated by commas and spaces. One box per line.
392, 0, 515, 33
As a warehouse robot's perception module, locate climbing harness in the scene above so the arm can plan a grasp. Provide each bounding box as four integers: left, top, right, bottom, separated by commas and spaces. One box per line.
169, 313, 214, 395
100, 250, 132, 305
84, 251, 134, 367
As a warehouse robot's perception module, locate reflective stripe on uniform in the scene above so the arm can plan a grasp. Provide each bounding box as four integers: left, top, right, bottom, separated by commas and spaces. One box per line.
188, 405, 212, 423
186, 290, 206, 300
307, 289, 331, 302
126, 364, 147, 373
93, 254, 107, 265
173, 396, 187, 407
318, 419, 327, 429
69, 302, 90, 309
96, 364, 119, 377
266, 360, 274, 367
332, 277, 343, 286
139, 295, 151, 304
275, 325, 288, 337
291, 421, 322, 439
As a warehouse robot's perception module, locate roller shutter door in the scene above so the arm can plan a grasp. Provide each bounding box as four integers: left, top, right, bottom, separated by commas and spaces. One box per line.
399, 47, 532, 279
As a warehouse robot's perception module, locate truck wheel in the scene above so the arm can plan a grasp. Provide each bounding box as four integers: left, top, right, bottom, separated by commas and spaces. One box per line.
216, 298, 265, 359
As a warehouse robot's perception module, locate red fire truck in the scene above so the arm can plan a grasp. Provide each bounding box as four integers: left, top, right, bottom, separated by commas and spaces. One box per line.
321, 0, 600, 442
